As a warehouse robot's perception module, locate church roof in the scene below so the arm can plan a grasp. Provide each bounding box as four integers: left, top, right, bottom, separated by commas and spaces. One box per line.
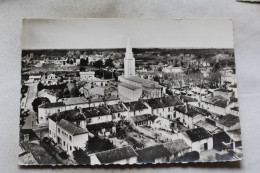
118, 82, 141, 90
124, 76, 162, 89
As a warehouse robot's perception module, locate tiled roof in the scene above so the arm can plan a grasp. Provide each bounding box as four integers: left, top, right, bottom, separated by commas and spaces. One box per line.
203, 96, 228, 108
57, 119, 88, 136
118, 82, 141, 90
163, 139, 190, 154
217, 114, 240, 127
131, 114, 148, 122
195, 120, 221, 134
63, 97, 88, 105
83, 106, 111, 118
175, 104, 211, 117
146, 98, 165, 109
226, 129, 241, 141
136, 145, 171, 162
183, 127, 212, 142
108, 104, 127, 113
180, 95, 198, 102
50, 109, 86, 122
95, 146, 137, 164
124, 101, 148, 111
124, 76, 162, 89
38, 102, 65, 108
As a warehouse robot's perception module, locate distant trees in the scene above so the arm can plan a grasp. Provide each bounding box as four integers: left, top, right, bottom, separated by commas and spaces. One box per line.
31, 97, 50, 113
80, 58, 88, 66
104, 58, 114, 68
93, 60, 103, 68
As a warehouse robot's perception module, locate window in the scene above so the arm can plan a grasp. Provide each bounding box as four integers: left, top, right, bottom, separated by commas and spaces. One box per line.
70, 146, 72, 151
40, 117, 43, 120
168, 107, 170, 112
69, 136, 72, 141
58, 128, 60, 133
49, 130, 51, 135
63, 141, 65, 146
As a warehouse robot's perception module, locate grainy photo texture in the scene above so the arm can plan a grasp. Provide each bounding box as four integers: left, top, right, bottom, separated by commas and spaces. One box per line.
19, 19, 242, 165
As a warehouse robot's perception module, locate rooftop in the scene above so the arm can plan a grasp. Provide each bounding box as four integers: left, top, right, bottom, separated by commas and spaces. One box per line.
226, 129, 241, 141
175, 104, 211, 117
124, 101, 148, 111
131, 114, 149, 122
57, 119, 88, 136
107, 103, 127, 113
118, 82, 141, 90
195, 120, 221, 134
163, 139, 190, 154
124, 76, 162, 89
38, 102, 65, 108
63, 97, 88, 105
217, 114, 240, 127
203, 96, 228, 108
183, 127, 212, 142
136, 144, 171, 162
49, 109, 86, 122
94, 146, 137, 164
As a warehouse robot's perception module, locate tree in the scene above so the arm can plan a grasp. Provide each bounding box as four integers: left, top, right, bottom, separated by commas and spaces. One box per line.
93, 60, 103, 68
104, 58, 114, 68
31, 97, 50, 113
86, 136, 115, 154
37, 82, 44, 92
73, 148, 90, 164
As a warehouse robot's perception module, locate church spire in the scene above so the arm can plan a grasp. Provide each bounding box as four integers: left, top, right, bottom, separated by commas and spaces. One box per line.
124, 38, 135, 77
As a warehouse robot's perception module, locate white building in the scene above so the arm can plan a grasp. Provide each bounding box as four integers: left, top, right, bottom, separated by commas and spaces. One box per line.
181, 127, 213, 153
49, 118, 89, 155
162, 66, 183, 74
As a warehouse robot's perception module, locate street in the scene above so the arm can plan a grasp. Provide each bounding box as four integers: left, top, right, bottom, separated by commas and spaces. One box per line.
22, 83, 38, 129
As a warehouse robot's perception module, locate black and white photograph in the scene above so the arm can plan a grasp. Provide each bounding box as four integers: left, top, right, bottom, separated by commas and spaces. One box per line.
19, 19, 242, 165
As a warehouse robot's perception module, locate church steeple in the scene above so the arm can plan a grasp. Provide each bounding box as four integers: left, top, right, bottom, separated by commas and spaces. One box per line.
124, 39, 135, 77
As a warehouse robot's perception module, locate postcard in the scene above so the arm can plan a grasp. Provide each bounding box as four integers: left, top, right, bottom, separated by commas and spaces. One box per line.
20, 19, 242, 165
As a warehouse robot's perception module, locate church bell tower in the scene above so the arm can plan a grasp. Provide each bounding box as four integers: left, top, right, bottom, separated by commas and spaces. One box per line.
124, 39, 136, 77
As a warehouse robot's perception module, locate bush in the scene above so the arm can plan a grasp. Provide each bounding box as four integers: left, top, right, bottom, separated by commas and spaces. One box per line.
176, 151, 200, 162
42, 137, 50, 144
59, 151, 69, 160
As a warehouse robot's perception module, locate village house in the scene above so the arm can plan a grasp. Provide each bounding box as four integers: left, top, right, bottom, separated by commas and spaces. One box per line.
150, 116, 175, 131
56, 119, 89, 155
194, 120, 222, 135
145, 96, 183, 120
38, 96, 120, 125
38, 89, 57, 103
83, 106, 112, 125
181, 127, 213, 153
174, 103, 210, 129
41, 73, 58, 85
163, 139, 191, 162
89, 146, 138, 165
26, 75, 41, 83
107, 103, 128, 121
130, 114, 156, 126
215, 114, 240, 131
123, 100, 151, 117
213, 89, 234, 99
136, 144, 171, 163
200, 95, 236, 115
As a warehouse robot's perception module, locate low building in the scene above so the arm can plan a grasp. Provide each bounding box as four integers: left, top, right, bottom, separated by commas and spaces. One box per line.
136, 144, 171, 163
38, 96, 120, 125
89, 146, 138, 165
194, 120, 222, 135
163, 139, 191, 161
216, 114, 240, 131
56, 119, 89, 155
182, 127, 213, 153
175, 104, 210, 129
108, 103, 129, 121
123, 101, 151, 117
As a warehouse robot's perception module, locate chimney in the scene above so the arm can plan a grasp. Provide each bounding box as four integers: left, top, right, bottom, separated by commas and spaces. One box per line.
185, 102, 188, 113
79, 107, 83, 114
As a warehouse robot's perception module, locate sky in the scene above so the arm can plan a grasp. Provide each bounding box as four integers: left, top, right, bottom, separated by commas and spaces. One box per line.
22, 19, 234, 49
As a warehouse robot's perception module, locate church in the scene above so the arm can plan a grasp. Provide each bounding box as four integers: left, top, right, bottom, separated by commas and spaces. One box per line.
118, 39, 165, 102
